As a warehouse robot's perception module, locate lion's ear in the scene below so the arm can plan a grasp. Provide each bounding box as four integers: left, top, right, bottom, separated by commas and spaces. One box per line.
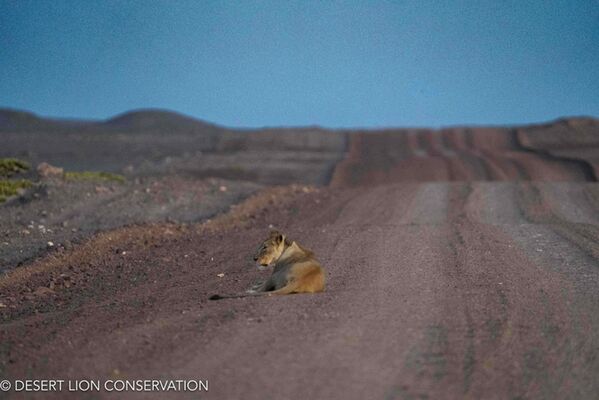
269, 229, 284, 244
270, 229, 281, 237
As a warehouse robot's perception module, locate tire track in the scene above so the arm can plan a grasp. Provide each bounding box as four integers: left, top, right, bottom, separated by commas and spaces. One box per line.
387, 183, 583, 399
443, 129, 507, 181
330, 126, 595, 186
498, 223, 599, 399
516, 182, 599, 260
399, 183, 449, 225
442, 129, 492, 180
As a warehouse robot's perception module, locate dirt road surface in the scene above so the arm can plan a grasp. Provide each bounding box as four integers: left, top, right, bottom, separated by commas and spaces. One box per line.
1, 125, 599, 399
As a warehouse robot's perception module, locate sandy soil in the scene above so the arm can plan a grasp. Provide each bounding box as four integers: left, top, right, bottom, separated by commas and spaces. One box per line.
0, 176, 261, 272
1, 115, 598, 399
0, 109, 347, 271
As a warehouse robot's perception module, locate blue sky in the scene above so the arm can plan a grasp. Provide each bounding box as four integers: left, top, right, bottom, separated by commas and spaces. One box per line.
1, 0, 598, 128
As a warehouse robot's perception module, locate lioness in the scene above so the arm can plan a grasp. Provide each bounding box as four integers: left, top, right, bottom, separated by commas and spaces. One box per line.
209, 230, 325, 300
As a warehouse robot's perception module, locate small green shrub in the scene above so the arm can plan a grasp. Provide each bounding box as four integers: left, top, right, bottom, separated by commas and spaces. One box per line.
0, 158, 30, 178
0, 179, 33, 203
64, 171, 126, 184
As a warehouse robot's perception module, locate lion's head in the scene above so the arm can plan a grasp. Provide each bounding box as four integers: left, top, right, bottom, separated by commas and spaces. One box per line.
254, 230, 288, 269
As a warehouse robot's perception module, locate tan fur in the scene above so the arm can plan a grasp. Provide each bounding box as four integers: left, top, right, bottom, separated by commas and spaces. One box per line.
209, 230, 325, 300
251, 230, 325, 295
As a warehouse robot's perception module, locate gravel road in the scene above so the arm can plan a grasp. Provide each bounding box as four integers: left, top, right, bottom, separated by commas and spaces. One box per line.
1, 126, 598, 399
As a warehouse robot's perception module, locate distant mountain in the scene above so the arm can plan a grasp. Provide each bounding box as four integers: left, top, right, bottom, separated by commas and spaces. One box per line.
0, 108, 93, 132
105, 109, 204, 127
0, 108, 224, 135
101, 109, 225, 136
0, 109, 41, 126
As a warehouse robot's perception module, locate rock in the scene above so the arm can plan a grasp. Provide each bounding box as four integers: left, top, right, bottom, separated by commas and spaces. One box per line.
95, 185, 110, 194
34, 286, 55, 296
217, 273, 225, 278
36, 162, 64, 178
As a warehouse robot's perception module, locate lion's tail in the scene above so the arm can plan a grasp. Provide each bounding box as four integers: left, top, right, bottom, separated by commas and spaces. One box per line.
209, 277, 321, 300
208, 291, 266, 301
208, 284, 297, 300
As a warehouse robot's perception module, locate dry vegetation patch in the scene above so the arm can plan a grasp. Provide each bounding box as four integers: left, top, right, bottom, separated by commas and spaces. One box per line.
0, 158, 30, 178
0, 158, 33, 203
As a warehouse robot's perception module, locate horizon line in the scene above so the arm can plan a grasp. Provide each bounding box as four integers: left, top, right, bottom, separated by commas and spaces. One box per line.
1, 105, 597, 132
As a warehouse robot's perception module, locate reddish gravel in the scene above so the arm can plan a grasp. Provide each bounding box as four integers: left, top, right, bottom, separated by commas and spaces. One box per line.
1, 128, 599, 399
517, 117, 599, 178
330, 127, 595, 186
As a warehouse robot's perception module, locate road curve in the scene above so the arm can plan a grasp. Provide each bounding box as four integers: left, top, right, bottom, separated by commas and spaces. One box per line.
330, 127, 596, 186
